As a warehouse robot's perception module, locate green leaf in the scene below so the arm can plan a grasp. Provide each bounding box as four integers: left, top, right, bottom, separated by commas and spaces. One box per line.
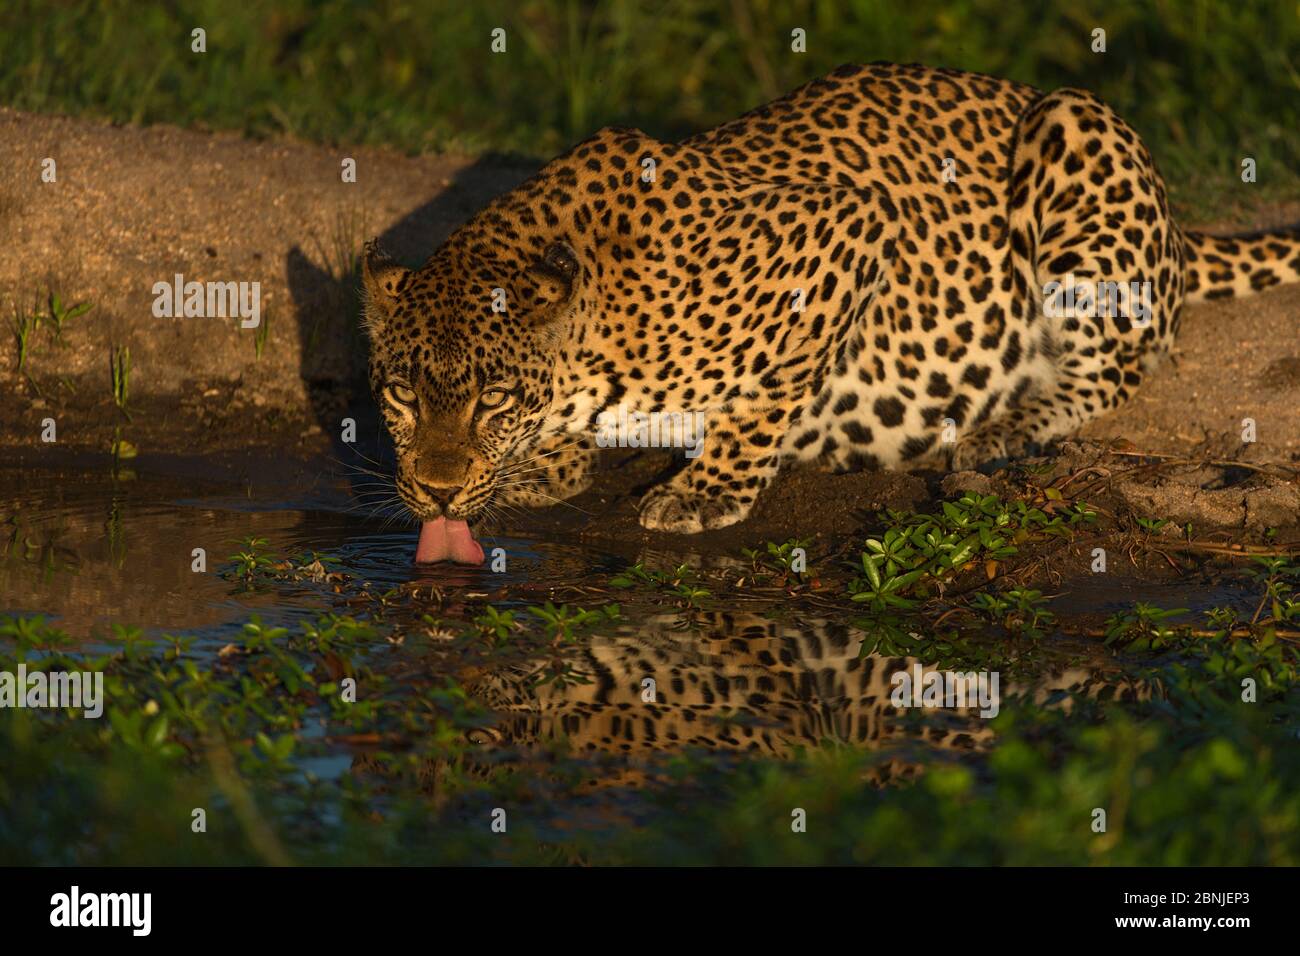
145, 715, 169, 748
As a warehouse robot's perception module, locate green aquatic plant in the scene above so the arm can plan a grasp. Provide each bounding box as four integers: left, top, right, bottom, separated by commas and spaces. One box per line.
610, 561, 710, 607
969, 588, 1057, 640
228, 536, 276, 584
473, 606, 518, 646
1244, 555, 1300, 628
527, 601, 621, 643
1103, 602, 1190, 651
741, 537, 815, 583
843, 492, 1100, 651
1134, 516, 1170, 534
849, 493, 1094, 622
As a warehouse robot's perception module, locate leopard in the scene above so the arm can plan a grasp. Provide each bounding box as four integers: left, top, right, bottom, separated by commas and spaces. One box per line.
362, 61, 1300, 542
398, 611, 1156, 791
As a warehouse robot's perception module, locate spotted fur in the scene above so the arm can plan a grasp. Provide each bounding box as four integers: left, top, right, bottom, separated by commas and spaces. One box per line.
461, 611, 1153, 784
362, 62, 1300, 534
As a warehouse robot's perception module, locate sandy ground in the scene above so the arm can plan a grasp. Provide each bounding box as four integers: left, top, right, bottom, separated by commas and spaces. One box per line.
0, 107, 538, 458
1, 108, 1297, 546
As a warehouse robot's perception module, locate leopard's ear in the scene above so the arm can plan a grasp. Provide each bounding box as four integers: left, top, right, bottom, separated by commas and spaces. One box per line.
515, 241, 581, 322
361, 239, 410, 331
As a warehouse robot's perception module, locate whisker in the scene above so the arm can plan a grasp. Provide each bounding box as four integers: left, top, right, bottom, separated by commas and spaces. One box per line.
493, 486, 594, 516
496, 437, 585, 475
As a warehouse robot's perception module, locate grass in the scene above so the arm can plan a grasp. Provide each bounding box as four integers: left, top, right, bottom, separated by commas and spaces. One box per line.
7, 298, 40, 374
110, 344, 131, 418
0, 0, 1296, 218
312, 204, 370, 285
6, 286, 94, 386
254, 306, 272, 360
305, 203, 371, 357
44, 292, 92, 343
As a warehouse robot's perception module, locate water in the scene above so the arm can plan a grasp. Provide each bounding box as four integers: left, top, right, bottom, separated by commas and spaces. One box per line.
2, 461, 1288, 867
1051, 568, 1259, 619
0, 461, 1174, 784
0, 464, 623, 643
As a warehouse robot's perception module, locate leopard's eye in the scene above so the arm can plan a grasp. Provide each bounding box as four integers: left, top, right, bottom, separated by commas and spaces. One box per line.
479, 388, 511, 410
386, 383, 417, 408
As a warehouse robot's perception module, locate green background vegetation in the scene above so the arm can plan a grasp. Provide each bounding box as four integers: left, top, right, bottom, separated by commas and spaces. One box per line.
2, 0, 1297, 197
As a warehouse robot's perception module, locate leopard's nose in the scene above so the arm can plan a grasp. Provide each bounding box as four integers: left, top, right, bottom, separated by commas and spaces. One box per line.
415, 481, 463, 508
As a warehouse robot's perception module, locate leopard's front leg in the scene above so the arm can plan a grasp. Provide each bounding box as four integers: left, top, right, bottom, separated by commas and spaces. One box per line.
638, 401, 787, 534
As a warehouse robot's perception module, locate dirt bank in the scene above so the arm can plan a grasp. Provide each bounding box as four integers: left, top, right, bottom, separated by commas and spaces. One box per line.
0, 107, 538, 460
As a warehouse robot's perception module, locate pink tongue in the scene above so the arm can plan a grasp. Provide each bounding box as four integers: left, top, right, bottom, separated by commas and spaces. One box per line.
415, 517, 485, 566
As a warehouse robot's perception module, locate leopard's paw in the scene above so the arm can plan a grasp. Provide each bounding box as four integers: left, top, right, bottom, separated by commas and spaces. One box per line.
950, 427, 1048, 473
638, 486, 750, 533
948, 432, 1007, 472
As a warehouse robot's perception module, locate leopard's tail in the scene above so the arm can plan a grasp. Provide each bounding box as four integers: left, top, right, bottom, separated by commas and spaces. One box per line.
1182, 226, 1300, 303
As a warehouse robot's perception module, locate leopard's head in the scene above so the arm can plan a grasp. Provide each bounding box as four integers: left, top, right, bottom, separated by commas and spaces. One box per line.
361, 231, 582, 523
